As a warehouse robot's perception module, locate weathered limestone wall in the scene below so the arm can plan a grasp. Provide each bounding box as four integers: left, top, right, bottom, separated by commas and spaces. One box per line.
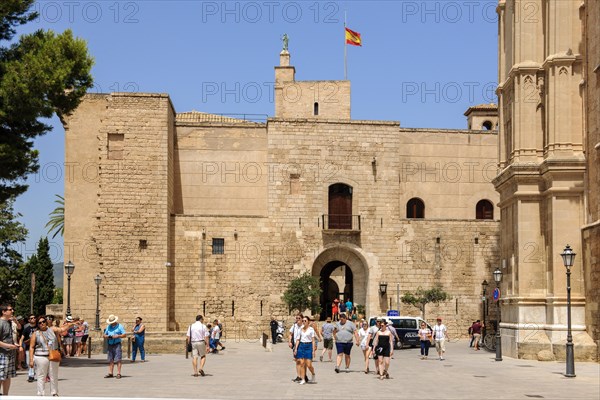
66, 93, 175, 331
173, 123, 268, 216
163, 118, 500, 335
583, 0, 600, 355
64, 94, 108, 325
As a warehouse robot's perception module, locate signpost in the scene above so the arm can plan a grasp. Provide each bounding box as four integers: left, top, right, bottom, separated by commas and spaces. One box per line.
493, 287, 500, 302
387, 310, 399, 317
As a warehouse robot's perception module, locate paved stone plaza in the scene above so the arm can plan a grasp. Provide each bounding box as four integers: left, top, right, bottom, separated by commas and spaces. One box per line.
7, 339, 599, 399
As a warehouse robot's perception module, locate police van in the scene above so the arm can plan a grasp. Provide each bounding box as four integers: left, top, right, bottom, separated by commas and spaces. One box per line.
368, 316, 432, 349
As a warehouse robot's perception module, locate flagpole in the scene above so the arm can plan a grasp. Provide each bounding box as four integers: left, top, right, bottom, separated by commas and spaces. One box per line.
344, 11, 347, 80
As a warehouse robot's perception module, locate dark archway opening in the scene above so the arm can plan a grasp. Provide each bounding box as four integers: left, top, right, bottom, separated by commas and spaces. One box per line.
319, 261, 354, 321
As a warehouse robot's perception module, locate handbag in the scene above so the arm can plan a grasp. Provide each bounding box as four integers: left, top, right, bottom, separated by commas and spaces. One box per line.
40, 331, 61, 362
49, 349, 62, 362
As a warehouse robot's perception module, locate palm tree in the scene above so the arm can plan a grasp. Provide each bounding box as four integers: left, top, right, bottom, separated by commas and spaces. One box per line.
46, 194, 64, 238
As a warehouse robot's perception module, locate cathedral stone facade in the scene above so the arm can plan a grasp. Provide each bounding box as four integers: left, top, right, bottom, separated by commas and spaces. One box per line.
494, 0, 598, 360
63, 51, 501, 340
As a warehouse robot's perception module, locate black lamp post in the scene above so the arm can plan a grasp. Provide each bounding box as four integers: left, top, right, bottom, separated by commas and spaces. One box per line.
94, 274, 102, 331
493, 267, 502, 361
561, 244, 576, 378
481, 280, 488, 336
65, 261, 75, 316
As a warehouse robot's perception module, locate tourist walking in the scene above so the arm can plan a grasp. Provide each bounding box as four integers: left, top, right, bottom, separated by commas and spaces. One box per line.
432, 318, 449, 360
372, 320, 393, 380
20, 314, 37, 382
357, 320, 370, 373
333, 313, 358, 373
62, 316, 74, 357
270, 317, 278, 344
74, 317, 84, 356
331, 300, 339, 321
418, 321, 432, 359
210, 320, 221, 353
345, 298, 353, 318
293, 316, 316, 384
319, 317, 334, 362
186, 315, 209, 377
131, 317, 146, 362
29, 315, 75, 396
471, 320, 483, 350
80, 319, 89, 355
289, 314, 303, 382
366, 319, 381, 373
309, 318, 322, 360
0, 304, 20, 396
103, 314, 126, 378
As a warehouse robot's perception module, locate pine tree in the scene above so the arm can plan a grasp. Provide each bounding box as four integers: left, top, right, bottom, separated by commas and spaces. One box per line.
0, 200, 26, 305
34, 237, 54, 314
15, 254, 35, 315
15, 238, 55, 315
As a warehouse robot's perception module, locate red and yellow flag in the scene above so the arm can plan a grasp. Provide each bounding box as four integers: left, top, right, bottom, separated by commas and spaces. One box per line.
345, 27, 362, 46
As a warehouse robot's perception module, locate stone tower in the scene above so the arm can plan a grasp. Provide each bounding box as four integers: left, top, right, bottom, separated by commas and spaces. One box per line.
494, 0, 596, 360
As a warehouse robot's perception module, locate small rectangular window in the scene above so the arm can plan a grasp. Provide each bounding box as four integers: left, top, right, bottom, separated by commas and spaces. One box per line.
212, 238, 225, 255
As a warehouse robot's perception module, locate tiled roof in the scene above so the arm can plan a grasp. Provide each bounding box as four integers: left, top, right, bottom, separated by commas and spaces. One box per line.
176, 111, 265, 124
464, 103, 498, 116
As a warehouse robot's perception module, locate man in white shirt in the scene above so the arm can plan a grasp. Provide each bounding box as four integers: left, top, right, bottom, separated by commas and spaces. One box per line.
288, 314, 303, 382
186, 315, 210, 377
432, 318, 449, 360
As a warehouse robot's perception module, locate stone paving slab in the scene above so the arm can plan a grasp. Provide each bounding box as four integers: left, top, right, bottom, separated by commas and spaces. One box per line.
6, 340, 599, 399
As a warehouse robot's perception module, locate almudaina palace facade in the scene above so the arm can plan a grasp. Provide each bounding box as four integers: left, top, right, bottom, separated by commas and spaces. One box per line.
63, 1, 598, 360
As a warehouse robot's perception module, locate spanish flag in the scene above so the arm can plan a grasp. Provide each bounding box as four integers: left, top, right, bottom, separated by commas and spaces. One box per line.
345, 27, 362, 46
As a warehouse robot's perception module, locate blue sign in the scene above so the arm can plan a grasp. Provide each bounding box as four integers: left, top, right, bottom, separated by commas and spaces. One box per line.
387, 310, 399, 316
493, 288, 500, 302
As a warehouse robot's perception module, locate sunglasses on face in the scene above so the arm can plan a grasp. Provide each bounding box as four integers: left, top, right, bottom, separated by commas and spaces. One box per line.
38, 320, 47, 325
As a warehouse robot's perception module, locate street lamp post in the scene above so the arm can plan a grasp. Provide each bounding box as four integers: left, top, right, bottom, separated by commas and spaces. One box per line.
493, 267, 502, 361
481, 280, 488, 337
94, 274, 102, 331
561, 244, 576, 378
64, 261, 75, 317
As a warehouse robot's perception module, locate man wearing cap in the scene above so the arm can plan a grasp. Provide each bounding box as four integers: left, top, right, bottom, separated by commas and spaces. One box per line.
320, 317, 334, 362
333, 313, 359, 373
103, 315, 126, 378
432, 318, 449, 361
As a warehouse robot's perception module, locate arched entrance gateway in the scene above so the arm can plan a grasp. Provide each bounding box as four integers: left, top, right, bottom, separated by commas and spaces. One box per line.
312, 245, 369, 321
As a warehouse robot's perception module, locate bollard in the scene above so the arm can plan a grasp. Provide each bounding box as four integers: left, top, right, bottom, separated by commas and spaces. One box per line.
87, 337, 91, 359
185, 340, 189, 359
127, 337, 131, 359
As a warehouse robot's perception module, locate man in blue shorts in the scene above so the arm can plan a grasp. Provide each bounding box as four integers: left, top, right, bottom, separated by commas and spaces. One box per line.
103, 315, 126, 379
333, 313, 359, 373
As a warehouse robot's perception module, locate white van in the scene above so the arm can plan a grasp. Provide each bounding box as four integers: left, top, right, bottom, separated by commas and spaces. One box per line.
368, 316, 432, 349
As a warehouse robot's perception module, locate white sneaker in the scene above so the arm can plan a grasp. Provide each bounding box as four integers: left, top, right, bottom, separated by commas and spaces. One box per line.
345, 367, 349, 372
299, 380, 305, 385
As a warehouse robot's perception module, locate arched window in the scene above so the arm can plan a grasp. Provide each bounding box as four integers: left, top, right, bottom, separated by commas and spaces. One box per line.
476, 200, 494, 220
482, 120, 493, 130
314, 102, 319, 116
406, 198, 425, 219
328, 183, 352, 229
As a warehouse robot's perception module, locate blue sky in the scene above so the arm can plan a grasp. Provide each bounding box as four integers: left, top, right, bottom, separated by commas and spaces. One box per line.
13, 0, 498, 264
